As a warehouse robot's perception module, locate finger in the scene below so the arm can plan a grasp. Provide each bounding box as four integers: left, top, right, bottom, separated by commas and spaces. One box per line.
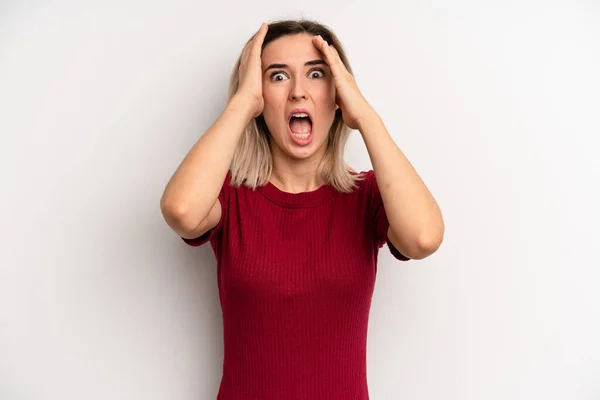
320, 39, 346, 75
250, 23, 269, 57
240, 40, 252, 65
240, 23, 269, 65
328, 45, 348, 75
313, 35, 344, 77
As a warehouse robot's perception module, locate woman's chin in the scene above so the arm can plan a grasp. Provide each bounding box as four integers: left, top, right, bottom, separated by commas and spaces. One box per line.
285, 138, 327, 161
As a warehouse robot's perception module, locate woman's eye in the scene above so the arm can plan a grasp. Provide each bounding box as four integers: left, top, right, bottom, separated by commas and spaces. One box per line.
271, 72, 287, 81
270, 70, 324, 81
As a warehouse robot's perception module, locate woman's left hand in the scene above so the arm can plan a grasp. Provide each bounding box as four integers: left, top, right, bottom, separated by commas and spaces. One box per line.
312, 35, 375, 130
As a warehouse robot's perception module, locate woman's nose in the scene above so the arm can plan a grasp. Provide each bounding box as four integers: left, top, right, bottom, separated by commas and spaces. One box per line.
289, 78, 308, 101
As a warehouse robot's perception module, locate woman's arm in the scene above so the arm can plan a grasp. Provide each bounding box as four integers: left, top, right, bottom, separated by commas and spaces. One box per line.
160, 24, 268, 237
160, 94, 255, 234
312, 35, 444, 260
357, 112, 444, 260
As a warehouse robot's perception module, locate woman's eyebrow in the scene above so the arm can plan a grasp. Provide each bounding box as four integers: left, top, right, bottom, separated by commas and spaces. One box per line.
264, 59, 329, 73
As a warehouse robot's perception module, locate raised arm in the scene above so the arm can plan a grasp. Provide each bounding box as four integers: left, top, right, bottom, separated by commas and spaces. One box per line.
160, 23, 268, 238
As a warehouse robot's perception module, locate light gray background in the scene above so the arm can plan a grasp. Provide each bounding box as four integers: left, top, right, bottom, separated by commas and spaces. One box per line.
1, 1, 599, 399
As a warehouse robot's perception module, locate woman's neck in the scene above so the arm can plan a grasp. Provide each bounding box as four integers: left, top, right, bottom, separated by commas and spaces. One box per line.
270, 153, 326, 194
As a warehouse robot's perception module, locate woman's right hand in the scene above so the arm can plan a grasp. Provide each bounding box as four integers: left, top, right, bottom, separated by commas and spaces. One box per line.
236, 23, 269, 119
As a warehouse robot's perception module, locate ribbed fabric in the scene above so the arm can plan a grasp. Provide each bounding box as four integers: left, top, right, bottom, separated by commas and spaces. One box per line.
182, 170, 409, 400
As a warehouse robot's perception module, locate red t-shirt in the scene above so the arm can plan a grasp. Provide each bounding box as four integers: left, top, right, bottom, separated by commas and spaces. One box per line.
182, 170, 409, 400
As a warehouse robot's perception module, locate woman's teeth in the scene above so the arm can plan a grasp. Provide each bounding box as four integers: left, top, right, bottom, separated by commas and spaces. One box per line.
292, 132, 311, 138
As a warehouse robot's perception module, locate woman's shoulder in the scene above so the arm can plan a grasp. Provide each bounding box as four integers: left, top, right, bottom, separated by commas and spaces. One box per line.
345, 162, 373, 176
348, 169, 374, 177
347, 168, 375, 188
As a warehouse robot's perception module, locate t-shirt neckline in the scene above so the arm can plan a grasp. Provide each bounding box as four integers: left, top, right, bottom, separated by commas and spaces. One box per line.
257, 179, 337, 208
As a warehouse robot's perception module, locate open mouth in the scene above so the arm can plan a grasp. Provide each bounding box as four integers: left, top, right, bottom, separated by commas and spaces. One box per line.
288, 111, 313, 141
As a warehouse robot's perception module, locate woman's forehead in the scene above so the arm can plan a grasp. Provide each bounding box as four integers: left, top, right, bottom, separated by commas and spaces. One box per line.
261, 34, 322, 67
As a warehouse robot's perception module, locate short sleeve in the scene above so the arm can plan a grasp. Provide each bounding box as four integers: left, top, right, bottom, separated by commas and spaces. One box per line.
364, 170, 410, 261
181, 171, 231, 247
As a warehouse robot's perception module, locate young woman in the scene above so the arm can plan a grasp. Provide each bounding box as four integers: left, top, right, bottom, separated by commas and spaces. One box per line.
160, 19, 444, 400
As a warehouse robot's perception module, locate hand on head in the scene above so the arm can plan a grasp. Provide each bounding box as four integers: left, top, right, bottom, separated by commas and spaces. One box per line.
237, 23, 269, 119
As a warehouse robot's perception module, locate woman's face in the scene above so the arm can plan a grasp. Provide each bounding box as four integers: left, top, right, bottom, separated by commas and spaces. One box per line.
260, 33, 338, 161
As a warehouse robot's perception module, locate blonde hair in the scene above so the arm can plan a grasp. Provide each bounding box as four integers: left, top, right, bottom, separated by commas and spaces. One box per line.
227, 19, 361, 193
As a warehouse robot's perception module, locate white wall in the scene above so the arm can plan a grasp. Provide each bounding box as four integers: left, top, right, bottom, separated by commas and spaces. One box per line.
1, 1, 599, 399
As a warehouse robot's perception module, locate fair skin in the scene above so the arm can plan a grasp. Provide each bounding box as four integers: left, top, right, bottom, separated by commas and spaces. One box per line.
260, 33, 338, 193
160, 23, 444, 260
